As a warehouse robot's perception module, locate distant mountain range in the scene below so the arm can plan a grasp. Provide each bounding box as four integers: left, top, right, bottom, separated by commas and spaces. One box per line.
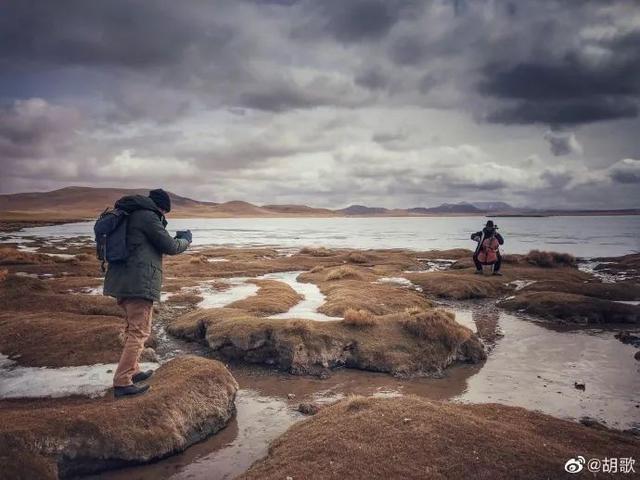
0, 187, 637, 221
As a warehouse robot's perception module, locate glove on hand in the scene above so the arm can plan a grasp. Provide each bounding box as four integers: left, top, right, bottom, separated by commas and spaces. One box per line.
176, 230, 193, 244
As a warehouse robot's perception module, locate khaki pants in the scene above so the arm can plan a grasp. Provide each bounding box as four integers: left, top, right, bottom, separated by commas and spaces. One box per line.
113, 297, 153, 387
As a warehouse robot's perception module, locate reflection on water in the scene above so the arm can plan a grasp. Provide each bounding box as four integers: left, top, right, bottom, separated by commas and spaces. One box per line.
455, 305, 640, 430
91, 303, 640, 480
12, 215, 640, 257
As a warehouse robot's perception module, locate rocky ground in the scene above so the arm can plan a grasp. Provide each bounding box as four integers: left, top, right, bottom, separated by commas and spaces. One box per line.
0, 237, 639, 479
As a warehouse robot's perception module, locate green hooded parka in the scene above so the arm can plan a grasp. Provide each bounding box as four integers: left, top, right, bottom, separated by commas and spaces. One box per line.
103, 195, 189, 302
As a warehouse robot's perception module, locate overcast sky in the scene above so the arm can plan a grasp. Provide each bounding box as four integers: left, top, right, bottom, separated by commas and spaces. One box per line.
1, 0, 639, 209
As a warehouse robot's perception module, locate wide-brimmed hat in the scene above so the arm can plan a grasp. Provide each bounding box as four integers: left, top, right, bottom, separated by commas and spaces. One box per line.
485, 220, 498, 229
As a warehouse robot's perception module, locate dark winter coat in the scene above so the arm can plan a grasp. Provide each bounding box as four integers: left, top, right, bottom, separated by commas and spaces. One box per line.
103, 195, 189, 302
471, 227, 504, 255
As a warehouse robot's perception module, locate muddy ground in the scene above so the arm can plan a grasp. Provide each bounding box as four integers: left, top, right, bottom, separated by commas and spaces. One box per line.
0, 237, 639, 479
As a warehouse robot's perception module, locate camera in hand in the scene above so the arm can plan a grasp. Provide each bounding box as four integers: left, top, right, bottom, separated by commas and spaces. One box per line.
175, 230, 192, 243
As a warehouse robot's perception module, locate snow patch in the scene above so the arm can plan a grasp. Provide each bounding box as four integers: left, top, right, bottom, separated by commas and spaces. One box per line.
196, 278, 259, 309
376, 277, 414, 287
0, 357, 158, 399
17, 245, 39, 253
507, 280, 537, 291
259, 271, 341, 321
451, 309, 477, 333
578, 260, 630, 283
615, 300, 640, 306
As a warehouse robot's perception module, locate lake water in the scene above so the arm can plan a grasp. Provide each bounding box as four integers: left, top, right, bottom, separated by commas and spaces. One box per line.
6, 215, 640, 257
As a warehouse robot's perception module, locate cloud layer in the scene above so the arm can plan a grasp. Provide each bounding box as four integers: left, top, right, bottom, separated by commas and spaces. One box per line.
0, 0, 639, 209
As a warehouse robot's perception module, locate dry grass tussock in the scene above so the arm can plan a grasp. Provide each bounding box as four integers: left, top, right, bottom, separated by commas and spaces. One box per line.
400, 308, 468, 348
0, 268, 8, 282
405, 271, 509, 300
239, 396, 640, 480
309, 265, 324, 273
342, 308, 376, 327
0, 274, 121, 316
525, 249, 576, 268
189, 255, 209, 264
0, 311, 124, 367
165, 292, 204, 306
300, 246, 333, 257
318, 279, 431, 317
500, 291, 640, 324
347, 251, 369, 264
0, 247, 50, 265
183, 305, 484, 377
227, 279, 303, 316
0, 356, 238, 479
325, 265, 364, 281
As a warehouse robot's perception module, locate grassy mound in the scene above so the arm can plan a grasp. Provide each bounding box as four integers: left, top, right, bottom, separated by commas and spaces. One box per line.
525, 250, 577, 268
0, 356, 238, 479
227, 279, 303, 315
500, 292, 640, 324
520, 279, 640, 301
342, 308, 376, 327
405, 271, 509, 299
168, 307, 485, 377
324, 265, 366, 281
0, 275, 122, 316
0, 311, 124, 367
240, 396, 640, 480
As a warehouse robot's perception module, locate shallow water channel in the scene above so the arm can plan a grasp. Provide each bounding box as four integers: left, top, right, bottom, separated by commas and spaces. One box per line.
88, 299, 640, 480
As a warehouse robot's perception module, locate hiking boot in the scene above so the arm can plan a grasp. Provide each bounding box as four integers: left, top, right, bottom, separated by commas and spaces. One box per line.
492, 271, 503, 276
132, 370, 154, 383
474, 270, 483, 275
114, 384, 150, 398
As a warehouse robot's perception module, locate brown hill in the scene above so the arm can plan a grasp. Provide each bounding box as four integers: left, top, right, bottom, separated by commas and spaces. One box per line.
0, 186, 223, 220
262, 204, 336, 216
0, 186, 637, 221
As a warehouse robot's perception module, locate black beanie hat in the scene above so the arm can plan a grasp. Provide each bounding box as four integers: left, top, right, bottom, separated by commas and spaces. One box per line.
149, 189, 171, 212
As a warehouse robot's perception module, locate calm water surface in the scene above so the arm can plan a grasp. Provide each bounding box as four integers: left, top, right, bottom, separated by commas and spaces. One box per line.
10, 215, 640, 257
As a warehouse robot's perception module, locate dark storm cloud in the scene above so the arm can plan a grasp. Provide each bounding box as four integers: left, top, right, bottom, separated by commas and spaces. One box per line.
609, 159, 640, 184
354, 67, 390, 91
480, 28, 640, 125
0, 0, 639, 209
543, 129, 582, 156
485, 98, 638, 125
0, 99, 80, 159
0, 1, 216, 69
309, 0, 417, 43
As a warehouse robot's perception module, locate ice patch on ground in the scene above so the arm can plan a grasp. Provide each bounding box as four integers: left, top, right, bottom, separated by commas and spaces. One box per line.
410, 258, 457, 272
17, 244, 39, 253
578, 259, 630, 283
207, 258, 229, 262
73, 286, 103, 295
196, 278, 259, 309
42, 252, 76, 259
376, 277, 414, 287
0, 356, 158, 399
507, 280, 537, 291
450, 309, 478, 333
258, 271, 341, 321
375, 276, 423, 292
615, 300, 640, 306
15, 272, 54, 279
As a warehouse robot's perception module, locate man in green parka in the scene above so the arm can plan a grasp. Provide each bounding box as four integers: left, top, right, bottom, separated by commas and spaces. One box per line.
104, 189, 191, 397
